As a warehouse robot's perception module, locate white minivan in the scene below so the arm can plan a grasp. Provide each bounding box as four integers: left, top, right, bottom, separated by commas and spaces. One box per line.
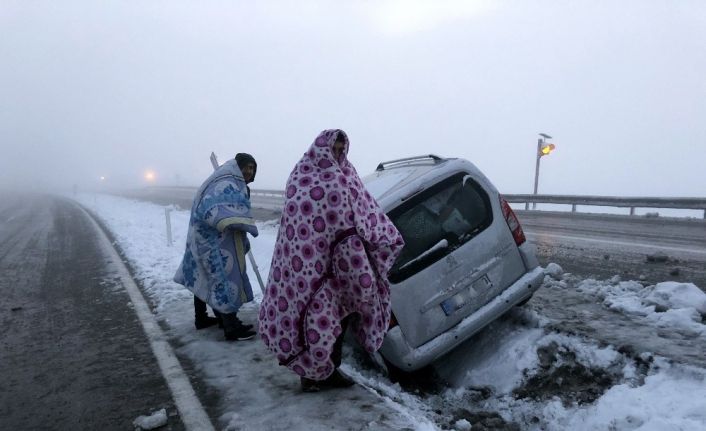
363, 155, 544, 372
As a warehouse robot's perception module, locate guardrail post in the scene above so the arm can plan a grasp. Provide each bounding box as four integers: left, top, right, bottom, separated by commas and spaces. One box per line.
572, 204, 576, 213
165, 207, 173, 247
703, 209, 706, 219
629, 207, 635, 216
525, 202, 529, 210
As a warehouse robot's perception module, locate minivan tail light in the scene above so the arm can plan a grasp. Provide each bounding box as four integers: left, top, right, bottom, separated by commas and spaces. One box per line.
500, 196, 526, 246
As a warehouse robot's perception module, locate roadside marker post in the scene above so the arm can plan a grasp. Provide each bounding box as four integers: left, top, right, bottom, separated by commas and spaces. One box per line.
164, 206, 173, 247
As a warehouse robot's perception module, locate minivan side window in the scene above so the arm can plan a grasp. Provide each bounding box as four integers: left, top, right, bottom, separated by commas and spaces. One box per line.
387, 172, 492, 283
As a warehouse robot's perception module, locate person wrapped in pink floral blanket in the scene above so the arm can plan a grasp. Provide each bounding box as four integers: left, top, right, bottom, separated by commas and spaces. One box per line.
259, 129, 404, 392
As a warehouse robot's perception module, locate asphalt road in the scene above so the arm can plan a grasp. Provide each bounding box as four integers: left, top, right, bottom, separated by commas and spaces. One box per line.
517, 210, 706, 289
0, 192, 184, 430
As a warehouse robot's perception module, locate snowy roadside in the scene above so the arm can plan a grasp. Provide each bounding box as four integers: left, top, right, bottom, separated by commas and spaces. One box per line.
73, 193, 431, 430
73, 193, 706, 430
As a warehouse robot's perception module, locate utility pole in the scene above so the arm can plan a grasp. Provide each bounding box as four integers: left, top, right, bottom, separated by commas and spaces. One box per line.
532, 133, 555, 209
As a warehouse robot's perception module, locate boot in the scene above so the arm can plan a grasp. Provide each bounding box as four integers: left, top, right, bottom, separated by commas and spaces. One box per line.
214, 312, 252, 330
224, 325, 256, 341
300, 377, 322, 393
194, 296, 218, 330
300, 369, 354, 392
195, 315, 219, 330
234, 315, 254, 331
222, 314, 256, 341
324, 369, 355, 388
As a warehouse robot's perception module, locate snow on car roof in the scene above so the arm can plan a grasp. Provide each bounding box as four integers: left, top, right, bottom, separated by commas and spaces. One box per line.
362, 162, 442, 201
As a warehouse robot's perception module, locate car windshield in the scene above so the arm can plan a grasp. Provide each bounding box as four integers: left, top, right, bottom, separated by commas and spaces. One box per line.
387, 172, 492, 283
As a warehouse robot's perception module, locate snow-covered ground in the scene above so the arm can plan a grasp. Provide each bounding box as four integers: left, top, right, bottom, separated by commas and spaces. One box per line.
74, 194, 706, 430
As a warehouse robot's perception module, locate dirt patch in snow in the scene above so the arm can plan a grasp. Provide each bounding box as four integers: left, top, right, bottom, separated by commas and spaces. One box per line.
512, 341, 618, 405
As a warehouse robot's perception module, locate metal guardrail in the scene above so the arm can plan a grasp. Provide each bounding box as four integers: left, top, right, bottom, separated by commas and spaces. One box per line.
503, 194, 706, 219
148, 188, 705, 219
251, 189, 288, 197
250, 189, 706, 219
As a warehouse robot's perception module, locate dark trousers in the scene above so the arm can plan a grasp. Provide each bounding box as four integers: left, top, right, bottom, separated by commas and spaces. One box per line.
193, 296, 209, 318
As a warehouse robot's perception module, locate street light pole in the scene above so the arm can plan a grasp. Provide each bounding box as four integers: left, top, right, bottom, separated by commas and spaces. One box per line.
532, 133, 553, 210
532, 137, 542, 209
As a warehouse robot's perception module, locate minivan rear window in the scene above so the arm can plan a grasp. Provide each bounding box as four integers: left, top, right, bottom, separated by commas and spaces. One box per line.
387, 172, 492, 283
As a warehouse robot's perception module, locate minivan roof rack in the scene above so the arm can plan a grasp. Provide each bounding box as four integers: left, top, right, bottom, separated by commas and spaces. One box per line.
376, 154, 444, 171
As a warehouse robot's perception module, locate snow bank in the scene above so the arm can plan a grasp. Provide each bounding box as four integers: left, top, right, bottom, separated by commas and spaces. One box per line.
439, 312, 706, 430
458, 326, 545, 394
132, 408, 167, 430
644, 282, 706, 316
544, 262, 564, 280
543, 359, 706, 430
577, 278, 706, 335
454, 418, 472, 430
456, 328, 625, 396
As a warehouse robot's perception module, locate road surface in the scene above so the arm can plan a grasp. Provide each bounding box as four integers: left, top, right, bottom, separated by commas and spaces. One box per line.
0, 192, 187, 430
518, 210, 706, 289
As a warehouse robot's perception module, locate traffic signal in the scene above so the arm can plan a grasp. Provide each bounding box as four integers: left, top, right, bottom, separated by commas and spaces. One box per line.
540, 143, 555, 156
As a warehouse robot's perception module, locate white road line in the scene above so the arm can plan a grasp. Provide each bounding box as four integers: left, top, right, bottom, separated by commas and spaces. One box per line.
526, 231, 706, 255
81, 206, 216, 431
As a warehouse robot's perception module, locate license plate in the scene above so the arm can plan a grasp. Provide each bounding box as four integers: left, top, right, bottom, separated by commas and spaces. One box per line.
440, 275, 492, 316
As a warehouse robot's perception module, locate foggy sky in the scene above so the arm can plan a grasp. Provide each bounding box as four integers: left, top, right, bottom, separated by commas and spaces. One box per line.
1, 0, 705, 196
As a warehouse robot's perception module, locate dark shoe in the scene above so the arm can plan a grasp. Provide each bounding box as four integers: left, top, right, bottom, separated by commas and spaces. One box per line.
195, 316, 219, 330
300, 369, 354, 393
301, 377, 322, 393
224, 327, 256, 341
217, 313, 252, 330
324, 369, 355, 388
234, 316, 254, 331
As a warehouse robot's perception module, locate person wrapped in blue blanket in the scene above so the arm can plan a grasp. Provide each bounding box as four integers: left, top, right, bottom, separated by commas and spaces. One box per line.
174, 154, 258, 341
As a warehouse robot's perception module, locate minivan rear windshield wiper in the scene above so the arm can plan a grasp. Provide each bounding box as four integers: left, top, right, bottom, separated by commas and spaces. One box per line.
398, 239, 448, 272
